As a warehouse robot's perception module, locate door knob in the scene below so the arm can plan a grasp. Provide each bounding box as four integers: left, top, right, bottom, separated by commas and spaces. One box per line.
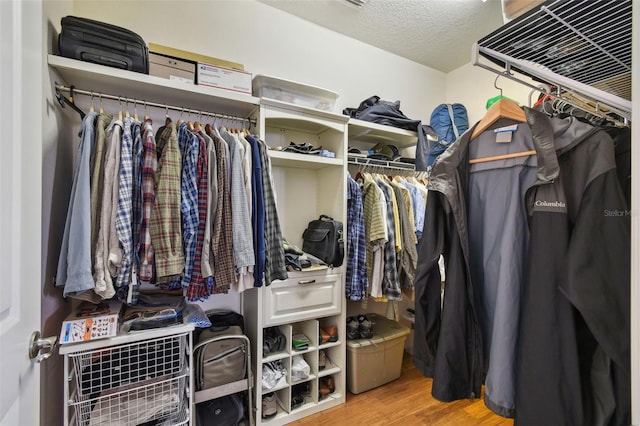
28, 331, 58, 363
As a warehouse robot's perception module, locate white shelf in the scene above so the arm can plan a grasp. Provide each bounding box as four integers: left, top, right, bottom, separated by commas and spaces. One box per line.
348, 117, 418, 148
48, 55, 260, 118
268, 150, 343, 169
260, 98, 349, 124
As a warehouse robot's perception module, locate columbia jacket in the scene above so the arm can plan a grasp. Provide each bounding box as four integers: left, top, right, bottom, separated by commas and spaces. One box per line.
413, 107, 630, 424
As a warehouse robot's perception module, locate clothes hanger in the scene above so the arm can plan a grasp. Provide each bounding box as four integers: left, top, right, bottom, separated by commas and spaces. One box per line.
117, 97, 123, 121
89, 92, 95, 113
470, 75, 527, 140
55, 85, 86, 120
164, 105, 172, 125
177, 107, 185, 127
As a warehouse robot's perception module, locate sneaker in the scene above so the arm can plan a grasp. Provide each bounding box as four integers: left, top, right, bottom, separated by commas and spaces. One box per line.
346, 316, 359, 340
358, 315, 373, 339
262, 393, 277, 419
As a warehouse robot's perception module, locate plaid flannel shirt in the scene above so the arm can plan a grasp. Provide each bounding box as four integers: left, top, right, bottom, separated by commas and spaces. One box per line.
115, 117, 134, 295
186, 131, 210, 300
139, 120, 157, 282
346, 174, 368, 301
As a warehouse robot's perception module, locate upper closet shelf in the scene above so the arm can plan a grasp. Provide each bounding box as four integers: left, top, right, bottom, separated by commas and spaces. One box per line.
473, 0, 631, 122
347, 118, 417, 148
48, 55, 260, 118
268, 150, 343, 169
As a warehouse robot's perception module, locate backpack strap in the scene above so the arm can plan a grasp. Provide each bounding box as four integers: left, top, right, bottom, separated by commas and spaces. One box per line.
446, 104, 460, 140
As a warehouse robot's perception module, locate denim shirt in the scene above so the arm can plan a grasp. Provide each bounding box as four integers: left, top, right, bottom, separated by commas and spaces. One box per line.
56, 111, 97, 296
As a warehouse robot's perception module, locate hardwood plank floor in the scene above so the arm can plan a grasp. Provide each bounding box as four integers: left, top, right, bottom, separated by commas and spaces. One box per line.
289, 352, 514, 425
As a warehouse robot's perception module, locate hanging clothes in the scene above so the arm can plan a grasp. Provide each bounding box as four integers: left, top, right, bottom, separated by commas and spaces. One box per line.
515, 115, 630, 426
138, 119, 158, 285
346, 173, 368, 301
149, 122, 184, 283
207, 127, 235, 293
246, 134, 266, 286
90, 113, 113, 275
413, 107, 630, 424
200, 127, 217, 289
114, 116, 135, 300
94, 117, 123, 300
258, 139, 288, 285
360, 173, 387, 298
56, 111, 98, 299
221, 128, 255, 291
186, 129, 209, 300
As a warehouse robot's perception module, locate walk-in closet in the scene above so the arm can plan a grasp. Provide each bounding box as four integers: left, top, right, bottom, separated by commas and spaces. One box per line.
1, 0, 637, 425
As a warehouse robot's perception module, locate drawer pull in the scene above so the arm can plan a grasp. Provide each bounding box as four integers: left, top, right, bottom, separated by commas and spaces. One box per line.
298, 279, 316, 285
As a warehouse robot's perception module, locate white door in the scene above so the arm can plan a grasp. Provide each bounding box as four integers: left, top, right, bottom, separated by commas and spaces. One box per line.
0, 0, 45, 425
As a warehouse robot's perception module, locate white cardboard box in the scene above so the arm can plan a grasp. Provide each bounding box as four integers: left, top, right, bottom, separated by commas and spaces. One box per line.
197, 62, 252, 94
59, 300, 122, 345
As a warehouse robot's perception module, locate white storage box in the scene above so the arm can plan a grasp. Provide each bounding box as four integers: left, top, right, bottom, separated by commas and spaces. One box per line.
252, 74, 339, 112
198, 63, 252, 94
346, 314, 410, 394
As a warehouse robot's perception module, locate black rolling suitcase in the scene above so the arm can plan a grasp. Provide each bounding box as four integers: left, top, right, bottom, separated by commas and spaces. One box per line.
58, 16, 149, 74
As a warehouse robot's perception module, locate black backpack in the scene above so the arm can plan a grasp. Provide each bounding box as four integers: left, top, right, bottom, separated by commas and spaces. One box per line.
302, 215, 344, 267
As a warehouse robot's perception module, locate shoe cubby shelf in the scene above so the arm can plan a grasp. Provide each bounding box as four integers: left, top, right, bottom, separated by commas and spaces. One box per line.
245, 102, 347, 425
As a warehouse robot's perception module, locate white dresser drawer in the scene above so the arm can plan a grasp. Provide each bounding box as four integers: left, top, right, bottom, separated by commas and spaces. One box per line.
263, 272, 342, 325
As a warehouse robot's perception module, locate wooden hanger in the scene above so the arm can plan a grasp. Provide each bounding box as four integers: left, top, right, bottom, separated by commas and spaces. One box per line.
470, 98, 526, 139
469, 96, 534, 164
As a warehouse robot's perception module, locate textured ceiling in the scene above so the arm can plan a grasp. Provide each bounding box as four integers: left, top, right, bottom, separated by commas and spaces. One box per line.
258, 0, 505, 73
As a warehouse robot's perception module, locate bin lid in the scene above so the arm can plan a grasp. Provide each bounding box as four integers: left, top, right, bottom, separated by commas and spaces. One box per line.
346, 315, 410, 348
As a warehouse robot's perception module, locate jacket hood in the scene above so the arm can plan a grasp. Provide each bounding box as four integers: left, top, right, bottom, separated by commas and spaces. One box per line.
548, 114, 598, 155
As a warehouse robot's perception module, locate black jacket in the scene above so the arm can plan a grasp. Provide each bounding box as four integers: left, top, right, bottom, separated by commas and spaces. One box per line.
516, 112, 630, 426
413, 108, 630, 424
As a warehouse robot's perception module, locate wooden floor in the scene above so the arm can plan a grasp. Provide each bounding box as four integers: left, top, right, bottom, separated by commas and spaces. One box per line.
289, 352, 514, 426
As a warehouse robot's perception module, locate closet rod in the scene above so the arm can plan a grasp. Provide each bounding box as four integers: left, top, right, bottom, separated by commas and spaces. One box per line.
54, 83, 257, 125
472, 44, 632, 121
348, 155, 416, 172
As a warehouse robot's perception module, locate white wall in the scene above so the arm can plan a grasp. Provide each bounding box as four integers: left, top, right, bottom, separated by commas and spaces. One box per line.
73, 0, 445, 123
446, 62, 538, 125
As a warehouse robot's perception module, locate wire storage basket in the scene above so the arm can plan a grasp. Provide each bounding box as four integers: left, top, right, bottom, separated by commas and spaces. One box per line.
66, 332, 190, 426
